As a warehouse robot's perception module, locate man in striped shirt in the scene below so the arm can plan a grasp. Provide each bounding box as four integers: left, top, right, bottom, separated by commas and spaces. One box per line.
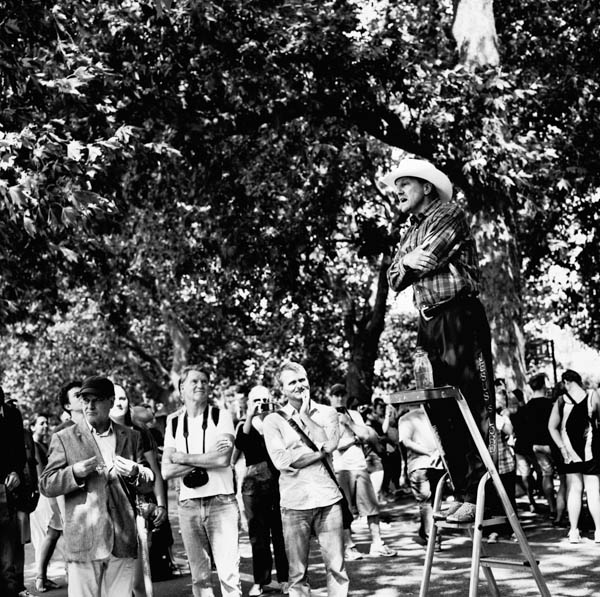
382, 158, 496, 524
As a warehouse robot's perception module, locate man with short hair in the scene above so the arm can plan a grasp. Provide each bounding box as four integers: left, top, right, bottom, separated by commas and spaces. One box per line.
263, 362, 348, 597
522, 373, 557, 518
162, 365, 240, 597
40, 376, 154, 597
54, 380, 84, 431
329, 387, 396, 558
0, 386, 26, 597
382, 158, 496, 524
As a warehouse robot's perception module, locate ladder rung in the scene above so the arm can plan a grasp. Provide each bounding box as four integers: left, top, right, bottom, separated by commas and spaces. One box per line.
435, 516, 507, 529
480, 557, 538, 569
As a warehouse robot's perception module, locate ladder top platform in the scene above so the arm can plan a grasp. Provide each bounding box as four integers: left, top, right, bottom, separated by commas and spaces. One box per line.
388, 386, 460, 405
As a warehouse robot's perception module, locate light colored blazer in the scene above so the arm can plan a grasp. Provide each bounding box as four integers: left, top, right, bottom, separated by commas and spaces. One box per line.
39, 421, 153, 562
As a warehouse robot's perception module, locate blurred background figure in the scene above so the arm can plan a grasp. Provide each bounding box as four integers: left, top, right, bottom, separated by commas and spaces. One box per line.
30, 412, 63, 593
397, 406, 444, 547
548, 369, 600, 544
110, 384, 170, 596
234, 385, 288, 596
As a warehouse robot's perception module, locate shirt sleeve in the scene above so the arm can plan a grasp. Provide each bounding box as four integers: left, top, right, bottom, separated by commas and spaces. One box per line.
388, 245, 418, 292
163, 415, 177, 450
262, 414, 293, 471
216, 408, 235, 437
418, 205, 468, 274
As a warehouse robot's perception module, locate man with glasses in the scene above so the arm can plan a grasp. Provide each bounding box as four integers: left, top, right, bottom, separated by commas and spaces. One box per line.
40, 376, 153, 597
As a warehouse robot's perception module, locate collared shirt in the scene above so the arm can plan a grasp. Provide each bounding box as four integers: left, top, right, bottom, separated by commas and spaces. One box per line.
87, 420, 117, 470
263, 402, 341, 510
387, 200, 480, 308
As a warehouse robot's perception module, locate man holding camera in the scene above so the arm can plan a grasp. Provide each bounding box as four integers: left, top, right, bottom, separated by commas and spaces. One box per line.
162, 365, 240, 597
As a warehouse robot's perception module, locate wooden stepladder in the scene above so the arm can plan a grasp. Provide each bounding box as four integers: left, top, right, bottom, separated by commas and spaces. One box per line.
389, 386, 551, 597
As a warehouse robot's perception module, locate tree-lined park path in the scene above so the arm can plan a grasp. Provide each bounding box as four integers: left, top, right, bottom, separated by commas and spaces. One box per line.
24, 489, 600, 596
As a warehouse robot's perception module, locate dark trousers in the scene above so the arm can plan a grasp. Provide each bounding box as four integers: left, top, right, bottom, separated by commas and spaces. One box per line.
0, 513, 18, 597
417, 296, 496, 504
242, 463, 288, 586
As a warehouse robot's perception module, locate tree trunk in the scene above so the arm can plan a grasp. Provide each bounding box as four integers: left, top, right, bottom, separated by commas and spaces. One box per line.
453, 0, 500, 68
473, 209, 526, 389
345, 254, 391, 405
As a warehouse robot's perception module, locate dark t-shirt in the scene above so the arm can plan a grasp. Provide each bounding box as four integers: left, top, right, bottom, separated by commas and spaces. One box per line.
235, 423, 276, 470
522, 398, 554, 446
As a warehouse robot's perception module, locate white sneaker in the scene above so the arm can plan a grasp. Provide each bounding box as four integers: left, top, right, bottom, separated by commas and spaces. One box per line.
369, 542, 397, 557
281, 582, 289, 594
487, 532, 499, 544
568, 529, 581, 544
344, 546, 363, 560
249, 584, 264, 596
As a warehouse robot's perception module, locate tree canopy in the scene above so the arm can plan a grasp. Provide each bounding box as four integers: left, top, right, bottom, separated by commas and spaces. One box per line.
1, 0, 599, 414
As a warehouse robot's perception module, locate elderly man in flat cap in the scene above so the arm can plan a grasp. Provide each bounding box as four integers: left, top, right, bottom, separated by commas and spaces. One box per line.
381, 158, 496, 524
40, 376, 153, 597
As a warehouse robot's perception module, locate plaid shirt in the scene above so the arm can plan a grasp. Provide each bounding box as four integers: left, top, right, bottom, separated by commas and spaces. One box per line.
387, 200, 481, 309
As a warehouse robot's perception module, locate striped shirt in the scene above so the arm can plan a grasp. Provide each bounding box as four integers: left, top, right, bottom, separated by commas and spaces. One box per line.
387, 200, 481, 308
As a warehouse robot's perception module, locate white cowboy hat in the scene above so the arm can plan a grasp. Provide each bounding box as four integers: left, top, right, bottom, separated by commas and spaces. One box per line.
380, 158, 453, 203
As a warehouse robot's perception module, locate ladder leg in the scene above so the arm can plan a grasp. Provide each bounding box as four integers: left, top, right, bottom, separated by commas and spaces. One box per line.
468, 473, 488, 597
453, 395, 552, 597
419, 473, 447, 597
469, 473, 501, 597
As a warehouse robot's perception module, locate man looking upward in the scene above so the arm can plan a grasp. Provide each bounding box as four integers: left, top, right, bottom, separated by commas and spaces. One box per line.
382, 158, 496, 524
263, 362, 348, 597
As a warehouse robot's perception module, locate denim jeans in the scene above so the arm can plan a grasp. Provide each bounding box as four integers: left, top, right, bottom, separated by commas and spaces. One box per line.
281, 502, 348, 597
178, 494, 241, 597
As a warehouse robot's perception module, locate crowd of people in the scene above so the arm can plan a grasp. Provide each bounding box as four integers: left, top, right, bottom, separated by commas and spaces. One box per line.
1, 361, 598, 597
1, 159, 599, 597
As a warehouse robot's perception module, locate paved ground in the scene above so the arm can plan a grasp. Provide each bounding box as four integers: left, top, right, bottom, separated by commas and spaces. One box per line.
24, 490, 600, 596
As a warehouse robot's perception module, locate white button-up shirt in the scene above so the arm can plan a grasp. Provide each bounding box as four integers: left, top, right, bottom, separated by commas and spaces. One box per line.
263, 402, 341, 510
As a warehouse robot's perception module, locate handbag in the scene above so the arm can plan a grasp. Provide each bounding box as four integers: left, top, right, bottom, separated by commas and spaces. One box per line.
275, 410, 354, 528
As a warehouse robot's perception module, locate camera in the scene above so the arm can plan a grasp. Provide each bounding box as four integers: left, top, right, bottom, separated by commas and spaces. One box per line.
336, 406, 348, 414
182, 467, 209, 488
259, 401, 277, 413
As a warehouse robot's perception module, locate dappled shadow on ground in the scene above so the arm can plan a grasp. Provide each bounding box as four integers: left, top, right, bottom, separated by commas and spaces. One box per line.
301, 497, 600, 596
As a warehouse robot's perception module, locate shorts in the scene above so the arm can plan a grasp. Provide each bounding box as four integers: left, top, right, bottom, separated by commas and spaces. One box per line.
563, 459, 600, 475
336, 469, 380, 518
515, 453, 534, 478
532, 444, 555, 477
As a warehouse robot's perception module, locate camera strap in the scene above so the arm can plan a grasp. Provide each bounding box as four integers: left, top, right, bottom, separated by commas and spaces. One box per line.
182, 407, 211, 455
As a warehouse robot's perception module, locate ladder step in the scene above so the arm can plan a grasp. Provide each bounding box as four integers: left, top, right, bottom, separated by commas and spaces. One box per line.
480, 557, 538, 570
436, 516, 507, 529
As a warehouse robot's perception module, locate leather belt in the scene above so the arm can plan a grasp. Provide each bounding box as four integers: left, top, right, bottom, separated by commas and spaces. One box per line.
419, 291, 477, 321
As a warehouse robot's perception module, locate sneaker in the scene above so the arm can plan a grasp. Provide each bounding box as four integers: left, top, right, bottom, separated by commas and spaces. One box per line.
344, 546, 363, 560
487, 532, 499, 544
281, 582, 289, 594
369, 542, 397, 557
595, 530, 600, 543
249, 584, 264, 596
446, 502, 477, 524
568, 529, 581, 544
433, 501, 462, 521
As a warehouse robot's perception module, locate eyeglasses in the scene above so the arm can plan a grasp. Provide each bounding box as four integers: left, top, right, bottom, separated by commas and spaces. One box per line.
81, 395, 110, 406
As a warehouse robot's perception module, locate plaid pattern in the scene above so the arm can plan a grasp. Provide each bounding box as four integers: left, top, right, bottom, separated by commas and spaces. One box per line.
388, 201, 480, 308
496, 413, 515, 475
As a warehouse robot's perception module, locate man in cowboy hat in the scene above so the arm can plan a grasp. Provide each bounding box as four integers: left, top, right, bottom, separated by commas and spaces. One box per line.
382, 158, 496, 524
